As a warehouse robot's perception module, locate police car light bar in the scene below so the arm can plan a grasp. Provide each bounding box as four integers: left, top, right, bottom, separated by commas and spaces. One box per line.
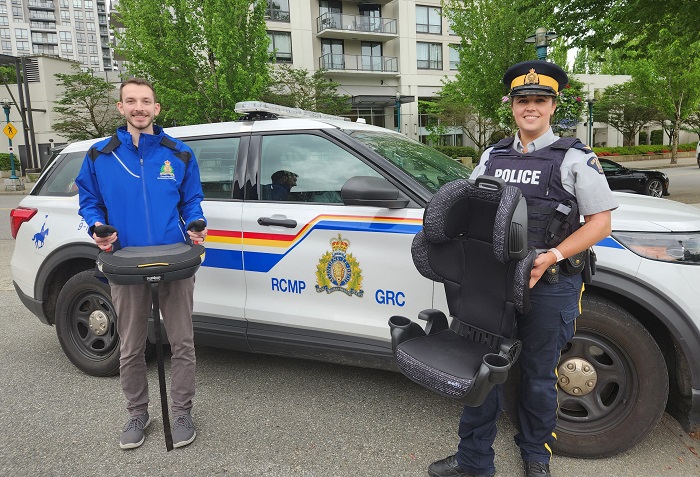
234, 101, 350, 121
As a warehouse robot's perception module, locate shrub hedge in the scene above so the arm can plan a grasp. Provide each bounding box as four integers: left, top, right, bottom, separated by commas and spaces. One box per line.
434, 145, 478, 160
0, 152, 12, 171
592, 143, 697, 156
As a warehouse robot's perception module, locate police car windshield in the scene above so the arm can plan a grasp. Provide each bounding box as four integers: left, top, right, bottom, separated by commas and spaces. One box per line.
345, 129, 472, 193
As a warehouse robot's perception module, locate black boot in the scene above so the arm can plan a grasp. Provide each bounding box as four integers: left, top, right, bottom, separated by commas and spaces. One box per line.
524, 461, 551, 477
428, 455, 495, 477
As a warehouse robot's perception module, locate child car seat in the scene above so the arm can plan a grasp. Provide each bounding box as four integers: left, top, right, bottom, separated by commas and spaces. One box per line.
388, 176, 536, 407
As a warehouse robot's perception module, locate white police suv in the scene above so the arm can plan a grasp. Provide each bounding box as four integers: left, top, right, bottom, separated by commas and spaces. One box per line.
10, 102, 700, 458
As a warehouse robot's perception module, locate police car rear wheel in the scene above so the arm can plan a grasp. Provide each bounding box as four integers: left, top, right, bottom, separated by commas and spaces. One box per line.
55, 270, 121, 377
552, 294, 668, 458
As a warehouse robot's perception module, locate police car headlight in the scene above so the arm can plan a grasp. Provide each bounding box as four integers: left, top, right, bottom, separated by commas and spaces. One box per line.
612, 232, 700, 264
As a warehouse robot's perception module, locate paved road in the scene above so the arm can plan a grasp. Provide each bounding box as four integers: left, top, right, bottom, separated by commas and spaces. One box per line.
1, 229, 699, 475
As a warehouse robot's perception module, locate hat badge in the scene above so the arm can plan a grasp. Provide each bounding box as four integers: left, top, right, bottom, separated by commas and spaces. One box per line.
524, 68, 540, 85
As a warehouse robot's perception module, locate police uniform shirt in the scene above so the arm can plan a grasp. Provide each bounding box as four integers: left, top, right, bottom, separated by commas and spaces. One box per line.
471, 128, 619, 216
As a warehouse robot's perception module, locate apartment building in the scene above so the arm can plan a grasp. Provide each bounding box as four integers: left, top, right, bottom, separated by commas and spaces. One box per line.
0, 0, 113, 71
266, 0, 458, 144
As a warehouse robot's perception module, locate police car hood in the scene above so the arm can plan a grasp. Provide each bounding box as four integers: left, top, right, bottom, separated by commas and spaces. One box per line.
611, 192, 700, 232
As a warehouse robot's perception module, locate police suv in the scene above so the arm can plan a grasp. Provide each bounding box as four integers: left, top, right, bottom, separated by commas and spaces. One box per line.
10, 102, 700, 459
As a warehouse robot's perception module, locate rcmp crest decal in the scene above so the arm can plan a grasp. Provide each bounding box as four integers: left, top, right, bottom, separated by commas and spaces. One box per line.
315, 234, 364, 297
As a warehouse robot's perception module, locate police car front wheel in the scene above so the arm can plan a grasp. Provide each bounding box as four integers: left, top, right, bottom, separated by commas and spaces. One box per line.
55, 270, 121, 377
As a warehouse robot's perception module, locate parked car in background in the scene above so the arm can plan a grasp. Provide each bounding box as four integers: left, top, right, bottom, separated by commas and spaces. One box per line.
599, 158, 669, 197
9, 102, 700, 460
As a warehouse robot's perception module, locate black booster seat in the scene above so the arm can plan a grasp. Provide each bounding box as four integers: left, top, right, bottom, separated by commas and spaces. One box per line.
388, 177, 536, 407
94, 222, 206, 451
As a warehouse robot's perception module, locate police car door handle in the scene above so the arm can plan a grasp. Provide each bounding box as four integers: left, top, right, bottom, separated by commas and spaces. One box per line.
257, 217, 297, 228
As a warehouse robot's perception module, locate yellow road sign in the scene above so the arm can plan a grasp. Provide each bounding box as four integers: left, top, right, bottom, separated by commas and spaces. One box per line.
3, 122, 17, 139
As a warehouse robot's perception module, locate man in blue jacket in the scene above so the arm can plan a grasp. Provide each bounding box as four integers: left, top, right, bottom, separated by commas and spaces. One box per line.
76, 78, 207, 450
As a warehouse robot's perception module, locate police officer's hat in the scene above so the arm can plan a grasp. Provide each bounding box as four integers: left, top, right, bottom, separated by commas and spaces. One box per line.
503, 60, 568, 97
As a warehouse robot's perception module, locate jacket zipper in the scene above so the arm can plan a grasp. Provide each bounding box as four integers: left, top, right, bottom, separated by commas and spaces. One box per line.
139, 144, 153, 243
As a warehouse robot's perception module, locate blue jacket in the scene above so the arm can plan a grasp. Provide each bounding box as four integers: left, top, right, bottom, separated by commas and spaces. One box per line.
76, 125, 205, 248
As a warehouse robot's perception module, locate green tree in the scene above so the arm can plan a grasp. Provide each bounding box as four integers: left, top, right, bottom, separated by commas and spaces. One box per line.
593, 81, 656, 146
543, 0, 699, 54
52, 67, 124, 141
115, 0, 271, 126
442, 0, 556, 148
628, 31, 700, 162
261, 65, 351, 116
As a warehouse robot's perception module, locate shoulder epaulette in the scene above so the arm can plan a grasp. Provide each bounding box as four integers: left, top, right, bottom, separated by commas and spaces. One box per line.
160, 136, 191, 164
550, 137, 581, 150
491, 137, 515, 150
87, 134, 121, 160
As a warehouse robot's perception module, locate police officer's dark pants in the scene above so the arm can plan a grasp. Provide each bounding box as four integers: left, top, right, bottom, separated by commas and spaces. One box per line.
455, 273, 583, 475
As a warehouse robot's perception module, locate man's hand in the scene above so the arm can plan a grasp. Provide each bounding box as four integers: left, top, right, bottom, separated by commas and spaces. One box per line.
92, 221, 117, 251
186, 219, 207, 245
529, 251, 558, 288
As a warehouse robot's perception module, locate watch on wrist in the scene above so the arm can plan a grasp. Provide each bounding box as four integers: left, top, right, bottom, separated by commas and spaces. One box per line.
548, 247, 564, 262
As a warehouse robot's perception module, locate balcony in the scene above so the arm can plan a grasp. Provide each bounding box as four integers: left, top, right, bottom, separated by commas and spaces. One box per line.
30, 21, 56, 31
319, 54, 398, 76
29, 11, 56, 21
317, 13, 397, 41
28, 1, 55, 10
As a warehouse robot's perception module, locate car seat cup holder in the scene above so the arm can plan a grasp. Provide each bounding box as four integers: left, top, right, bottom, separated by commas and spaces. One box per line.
388, 315, 426, 351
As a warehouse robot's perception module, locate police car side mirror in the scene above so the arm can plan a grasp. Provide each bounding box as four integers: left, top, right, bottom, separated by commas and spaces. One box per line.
341, 176, 409, 209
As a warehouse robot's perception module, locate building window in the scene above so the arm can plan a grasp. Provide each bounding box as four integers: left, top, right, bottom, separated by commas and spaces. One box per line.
73, 0, 82, 7
88, 44, 97, 54
86, 11, 94, 20
0, 5, 6, 14
14, 28, 27, 39
76, 32, 85, 42
75, 21, 84, 30
361, 41, 382, 71
74, 10, 83, 20
88, 33, 96, 42
11, 5, 21, 18
86, 22, 95, 31
60, 31, 72, 41
417, 42, 442, 69
0, 16, 7, 26
321, 38, 344, 69
416, 5, 441, 34
0, 28, 8, 38
16, 40, 28, 50
84, 0, 93, 7
60, 0, 69, 7
61, 43, 73, 53
77, 44, 86, 54
90, 56, 99, 65
1, 40, 10, 50
267, 31, 292, 63
449, 44, 460, 70
266, 0, 290, 22
60, 11, 70, 21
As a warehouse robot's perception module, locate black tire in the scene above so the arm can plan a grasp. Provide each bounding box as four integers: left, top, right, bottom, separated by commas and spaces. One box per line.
644, 179, 663, 197
552, 294, 668, 457
55, 270, 120, 377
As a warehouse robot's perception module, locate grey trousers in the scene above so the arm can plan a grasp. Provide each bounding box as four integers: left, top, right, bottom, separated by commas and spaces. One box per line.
111, 276, 196, 417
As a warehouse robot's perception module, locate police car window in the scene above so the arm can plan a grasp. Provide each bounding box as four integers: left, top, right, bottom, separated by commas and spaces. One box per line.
183, 137, 240, 199
259, 133, 382, 203
36, 151, 84, 196
344, 129, 471, 193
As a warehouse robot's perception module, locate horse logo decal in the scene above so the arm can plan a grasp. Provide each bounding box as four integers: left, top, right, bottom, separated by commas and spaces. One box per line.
32, 215, 49, 249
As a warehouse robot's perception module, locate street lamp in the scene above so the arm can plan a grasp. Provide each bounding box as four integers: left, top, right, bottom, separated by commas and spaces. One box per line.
0, 97, 18, 180
586, 86, 595, 147
525, 27, 558, 61
395, 91, 401, 133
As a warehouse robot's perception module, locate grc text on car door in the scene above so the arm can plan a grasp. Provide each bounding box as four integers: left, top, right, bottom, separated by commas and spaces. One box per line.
241, 131, 434, 357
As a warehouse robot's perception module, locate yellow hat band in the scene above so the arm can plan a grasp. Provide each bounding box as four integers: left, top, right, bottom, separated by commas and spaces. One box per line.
510, 73, 559, 93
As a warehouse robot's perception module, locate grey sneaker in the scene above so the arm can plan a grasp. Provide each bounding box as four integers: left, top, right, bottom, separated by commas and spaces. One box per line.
119, 412, 151, 449
172, 412, 196, 448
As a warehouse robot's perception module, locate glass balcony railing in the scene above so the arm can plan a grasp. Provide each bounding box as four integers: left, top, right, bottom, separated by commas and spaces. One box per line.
319, 53, 398, 73
317, 13, 397, 35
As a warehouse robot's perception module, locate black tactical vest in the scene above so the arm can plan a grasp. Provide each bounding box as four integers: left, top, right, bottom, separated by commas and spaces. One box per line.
484, 137, 581, 248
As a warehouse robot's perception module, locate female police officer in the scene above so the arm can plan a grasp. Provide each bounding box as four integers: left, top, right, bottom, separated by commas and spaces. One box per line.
428, 61, 618, 477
